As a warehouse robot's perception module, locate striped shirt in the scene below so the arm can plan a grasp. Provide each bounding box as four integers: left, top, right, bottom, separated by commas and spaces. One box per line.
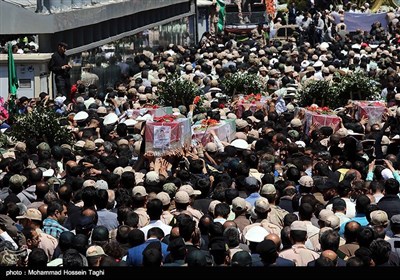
42, 218, 69, 239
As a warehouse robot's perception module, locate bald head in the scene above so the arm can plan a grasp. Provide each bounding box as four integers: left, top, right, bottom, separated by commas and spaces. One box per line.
38, 204, 48, 219
346, 169, 362, 181
58, 184, 72, 202
82, 208, 96, 219
29, 168, 43, 184
223, 220, 237, 230
344, 221, 361, 242
35, 181, 49, 199
347, 221, 361, 231
265, 233, 281, 250
65, 160, 78, 174
170, 227, 180, 239
66, 160, 78, 168
199, 215, 213, 233
321, 249, 338, 263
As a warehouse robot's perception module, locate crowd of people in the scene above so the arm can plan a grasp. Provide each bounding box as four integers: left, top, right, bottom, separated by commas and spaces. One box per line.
2, 2, 400, 268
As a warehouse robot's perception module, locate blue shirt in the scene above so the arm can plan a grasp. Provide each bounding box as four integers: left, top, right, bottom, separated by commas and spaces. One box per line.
42, 218, 69, 239
339, 214, 369, 237
245, 193, 262, 207
126, 238, 169, 266
96, 209, 119, 231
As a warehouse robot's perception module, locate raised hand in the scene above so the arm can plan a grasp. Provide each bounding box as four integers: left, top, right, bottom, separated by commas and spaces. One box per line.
368, 159, 375, 172
360, 115, 369, 125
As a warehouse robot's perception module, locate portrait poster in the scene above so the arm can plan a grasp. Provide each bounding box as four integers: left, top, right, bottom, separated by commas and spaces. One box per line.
154, 126, 171, 149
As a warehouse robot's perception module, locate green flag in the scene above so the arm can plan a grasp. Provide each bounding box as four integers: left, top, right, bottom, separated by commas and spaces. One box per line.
8, 43, 18, 95
216, 0, 225, 33
7, 43, 18, 118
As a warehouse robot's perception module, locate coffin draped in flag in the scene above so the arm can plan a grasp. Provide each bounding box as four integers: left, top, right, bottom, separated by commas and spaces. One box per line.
145, 117, 191, 157
354, 100, 386, 126
192, 119, 236, 145
304, 109, 341, 135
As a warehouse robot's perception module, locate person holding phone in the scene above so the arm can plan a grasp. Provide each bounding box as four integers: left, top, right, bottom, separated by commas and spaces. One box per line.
366, 159, 384, 182
368, 159, 400, 182
382, 159, 400, 184
53, 182, 60, 192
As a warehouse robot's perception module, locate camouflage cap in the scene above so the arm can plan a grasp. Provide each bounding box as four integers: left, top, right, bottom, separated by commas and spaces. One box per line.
0, 248, 27, 266
9, 174, 27, 188
162, 183, 177, 197
37, 142, 51, 152
14, 142, 26, 153
0, 249, 18, 266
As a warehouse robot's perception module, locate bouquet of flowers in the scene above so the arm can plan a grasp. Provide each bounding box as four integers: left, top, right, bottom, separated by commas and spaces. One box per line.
242, 93, 262, 104
306, 106, 333, 115
193, 96, 202, 105
201, 118, 219, 127
153, 115, 177, 123
193, 95, 208, 113
266, 0, 276, 17
144, 104, 160, 109
193, 118, 220, 132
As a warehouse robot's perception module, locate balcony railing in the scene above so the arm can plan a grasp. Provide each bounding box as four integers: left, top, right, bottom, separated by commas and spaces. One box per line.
225, 11, 267, 25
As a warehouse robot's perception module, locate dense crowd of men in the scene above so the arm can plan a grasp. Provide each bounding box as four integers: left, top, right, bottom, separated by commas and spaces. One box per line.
2, 1, 400, 268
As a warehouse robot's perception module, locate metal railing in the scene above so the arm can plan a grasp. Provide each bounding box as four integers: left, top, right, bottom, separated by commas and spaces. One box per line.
225, 11, 267, 25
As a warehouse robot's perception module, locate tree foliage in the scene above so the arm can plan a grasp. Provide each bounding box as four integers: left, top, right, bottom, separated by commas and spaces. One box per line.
297, 71, 381, 108
8, 106, 73, 147
157, 73, 202, 108
221, 72, 265, 96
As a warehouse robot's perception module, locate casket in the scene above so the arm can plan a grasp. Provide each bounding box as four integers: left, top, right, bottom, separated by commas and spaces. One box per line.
192, 119, 236, 145
304, 110, 341, 135
145, 117, 191, 156
354, 100, 386, 126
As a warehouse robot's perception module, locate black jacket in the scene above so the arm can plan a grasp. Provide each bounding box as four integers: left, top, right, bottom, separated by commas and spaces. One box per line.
48, 51, 70, 78
377, 195, 400, 219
